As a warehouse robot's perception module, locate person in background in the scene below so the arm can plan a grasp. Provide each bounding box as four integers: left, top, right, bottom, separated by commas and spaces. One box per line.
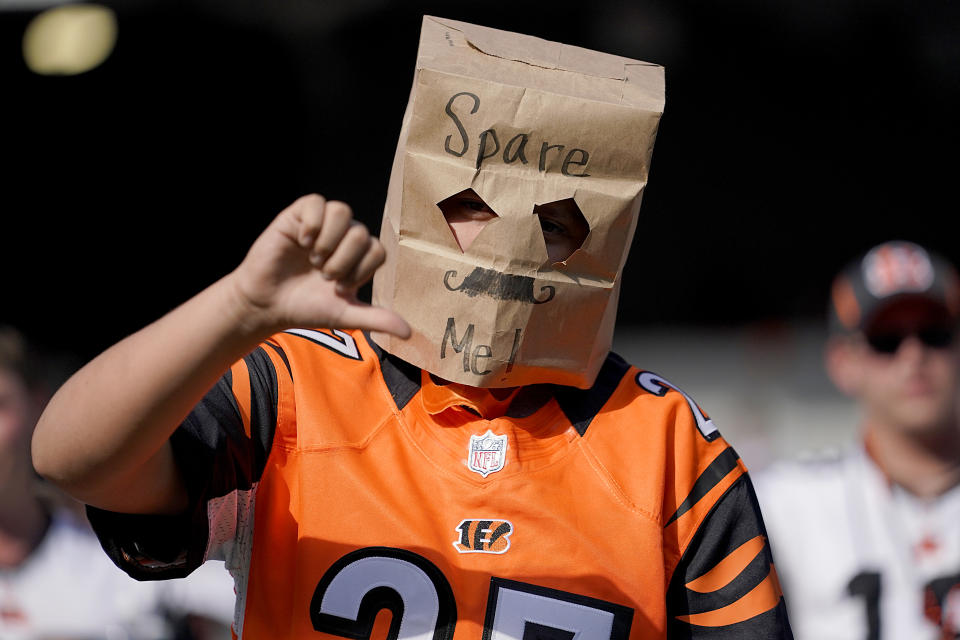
755, 240, 960, 640
0, 325, 235, 640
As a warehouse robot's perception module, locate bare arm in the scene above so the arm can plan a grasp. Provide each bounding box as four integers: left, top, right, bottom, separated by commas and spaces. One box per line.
31, 195, 409, 515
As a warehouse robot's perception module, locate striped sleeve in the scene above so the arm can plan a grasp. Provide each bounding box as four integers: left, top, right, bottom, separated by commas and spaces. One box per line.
664, 450, 792, 638
87, 343, 288, 580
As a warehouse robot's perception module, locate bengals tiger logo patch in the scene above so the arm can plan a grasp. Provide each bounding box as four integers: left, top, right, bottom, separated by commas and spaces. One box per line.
453, 519, 513, 554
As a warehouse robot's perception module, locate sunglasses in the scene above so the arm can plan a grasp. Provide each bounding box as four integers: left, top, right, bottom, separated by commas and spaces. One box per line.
864, 328, 956, 354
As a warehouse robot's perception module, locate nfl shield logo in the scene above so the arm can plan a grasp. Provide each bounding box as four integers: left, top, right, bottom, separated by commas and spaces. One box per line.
468, 430, 507, 477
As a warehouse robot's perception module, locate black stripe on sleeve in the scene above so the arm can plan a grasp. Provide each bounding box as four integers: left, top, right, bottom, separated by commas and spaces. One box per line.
264, 339, 292, 380
666, 474, 794, 639
86, 345, 282, 581
174, 345, 278, 497
552, 352, 631, 436
666, 447, 741, 527
364, 332, 422, 411
678, 540, 772, 615
242, 346, 280, 476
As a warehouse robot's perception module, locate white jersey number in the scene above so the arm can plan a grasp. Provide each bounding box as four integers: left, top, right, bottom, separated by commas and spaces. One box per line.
285, 328, 361, 360
311, 547, 633, 640
635, 371, 719, 441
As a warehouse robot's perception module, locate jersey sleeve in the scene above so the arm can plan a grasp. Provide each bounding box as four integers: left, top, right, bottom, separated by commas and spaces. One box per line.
86, 342, 288, 581
665, 468, 792, 638
658, 387, 792, 638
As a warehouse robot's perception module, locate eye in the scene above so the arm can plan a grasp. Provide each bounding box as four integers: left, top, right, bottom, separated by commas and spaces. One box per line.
533, 199, 589, 264
437, 188, 498, 252
438, 189, 497, 222
537, 216, 567, 236
461, 199, 492, 213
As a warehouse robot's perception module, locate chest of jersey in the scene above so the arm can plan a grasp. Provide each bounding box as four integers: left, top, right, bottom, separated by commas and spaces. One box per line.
239, 407, 667, 640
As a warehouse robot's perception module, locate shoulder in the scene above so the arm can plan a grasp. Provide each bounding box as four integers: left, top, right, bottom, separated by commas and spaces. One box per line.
750, 453, 864, 608
265, 329, 417, 447
265, 328, 374, 375
752, 450, 856, 541
753, 451, 851, 503
257, 329, 391, 397
571, 353, 742, 521
575, 351, 724, 451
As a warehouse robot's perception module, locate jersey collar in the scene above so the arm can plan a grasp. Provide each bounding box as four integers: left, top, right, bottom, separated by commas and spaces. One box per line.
419, 371, 520, 420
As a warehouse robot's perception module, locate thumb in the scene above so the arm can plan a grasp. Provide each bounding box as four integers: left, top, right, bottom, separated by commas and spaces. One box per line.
338, 303, 411, 339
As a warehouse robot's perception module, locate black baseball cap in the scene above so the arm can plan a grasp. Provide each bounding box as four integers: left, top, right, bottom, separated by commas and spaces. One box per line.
829, 240, 960, 335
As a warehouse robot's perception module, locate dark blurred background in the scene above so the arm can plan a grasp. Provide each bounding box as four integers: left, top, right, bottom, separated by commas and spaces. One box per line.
3, 0, 958, 365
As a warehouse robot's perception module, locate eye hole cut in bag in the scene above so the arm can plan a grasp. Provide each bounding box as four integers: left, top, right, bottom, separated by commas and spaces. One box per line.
437, 189, 589, 264
532, 198, 589, 264
438, 189, 499, 252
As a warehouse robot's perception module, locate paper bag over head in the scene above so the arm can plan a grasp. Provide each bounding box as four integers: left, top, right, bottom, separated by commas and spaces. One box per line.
372, 15, 665, 389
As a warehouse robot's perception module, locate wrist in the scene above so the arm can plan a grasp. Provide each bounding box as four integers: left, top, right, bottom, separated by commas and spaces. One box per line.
218, 271, 285, 341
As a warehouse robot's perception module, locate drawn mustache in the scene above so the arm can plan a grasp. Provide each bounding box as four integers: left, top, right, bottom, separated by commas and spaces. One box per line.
443, 267, 556, 304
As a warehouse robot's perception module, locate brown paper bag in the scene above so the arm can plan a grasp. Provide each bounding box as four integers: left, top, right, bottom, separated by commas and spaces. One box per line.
372, 16, 664, 388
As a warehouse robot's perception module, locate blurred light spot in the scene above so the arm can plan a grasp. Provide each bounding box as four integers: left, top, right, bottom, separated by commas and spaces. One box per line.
22, 4, 117, 76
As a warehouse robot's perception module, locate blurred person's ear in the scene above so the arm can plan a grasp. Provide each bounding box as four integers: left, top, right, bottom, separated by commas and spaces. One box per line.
825, 336, 863, 397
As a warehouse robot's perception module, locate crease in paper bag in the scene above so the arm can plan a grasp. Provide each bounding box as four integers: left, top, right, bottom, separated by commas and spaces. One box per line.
426, 15, 641, 81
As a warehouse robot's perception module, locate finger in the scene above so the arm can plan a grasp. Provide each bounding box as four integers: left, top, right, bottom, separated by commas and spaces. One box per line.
310, 200, 353, 267
338, 303, 411, 339
336, 238, 386, 292
293, 194, 327, 249
321, 222, 371, 281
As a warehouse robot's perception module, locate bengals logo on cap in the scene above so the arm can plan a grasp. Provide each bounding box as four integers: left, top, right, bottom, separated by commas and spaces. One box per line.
862, 242, 935, 298
831, 240, 960, 332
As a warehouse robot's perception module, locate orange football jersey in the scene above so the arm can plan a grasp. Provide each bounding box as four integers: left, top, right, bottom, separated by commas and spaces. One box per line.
88, 329, 791, 639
